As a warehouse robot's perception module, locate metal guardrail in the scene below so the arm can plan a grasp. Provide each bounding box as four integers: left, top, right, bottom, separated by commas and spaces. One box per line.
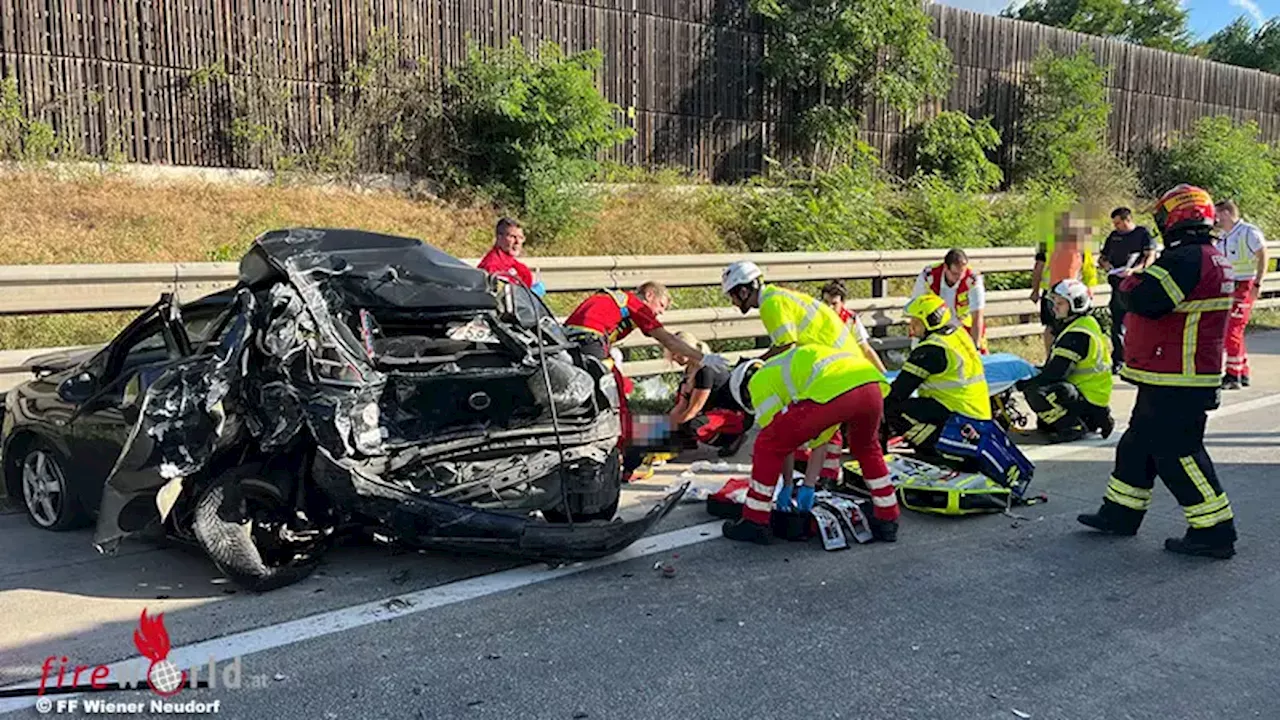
0, 247, 1038, 316
1, 247, 1278, 389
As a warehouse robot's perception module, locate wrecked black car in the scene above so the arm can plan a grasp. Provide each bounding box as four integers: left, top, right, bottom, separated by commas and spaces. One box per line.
1, 229, 685, 590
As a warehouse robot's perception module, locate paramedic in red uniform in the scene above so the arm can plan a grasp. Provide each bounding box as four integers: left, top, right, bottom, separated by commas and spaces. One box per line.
1078, 184, 1239, 559
912, 248, 988, 353
1213, 199, 1269, 389
477, 218, 545, 295
565, 282, 728, 457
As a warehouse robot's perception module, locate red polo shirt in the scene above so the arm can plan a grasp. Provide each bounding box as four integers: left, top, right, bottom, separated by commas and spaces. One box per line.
565, 291, 663, 346
477, 246, 534, 288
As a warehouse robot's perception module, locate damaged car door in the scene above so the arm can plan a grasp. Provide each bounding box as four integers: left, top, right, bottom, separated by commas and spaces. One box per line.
91, 293, 242, 552
63, 298, 189, 520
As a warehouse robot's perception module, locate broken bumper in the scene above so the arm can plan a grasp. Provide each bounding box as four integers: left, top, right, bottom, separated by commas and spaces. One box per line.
385, 482, 688, 560
315, 450, 687, 560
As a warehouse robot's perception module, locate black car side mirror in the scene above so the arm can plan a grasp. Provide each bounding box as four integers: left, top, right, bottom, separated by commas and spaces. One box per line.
58, 371, 98, 404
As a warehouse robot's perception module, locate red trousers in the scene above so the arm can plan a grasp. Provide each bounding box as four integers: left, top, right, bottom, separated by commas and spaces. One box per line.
743, 383, 898, 525
1225, 280, 1255, 378
693, 409, 747, 444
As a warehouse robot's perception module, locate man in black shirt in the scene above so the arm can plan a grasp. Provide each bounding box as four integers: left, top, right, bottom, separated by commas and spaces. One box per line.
668, 350, 751, 457
1099, 207, 1158, 373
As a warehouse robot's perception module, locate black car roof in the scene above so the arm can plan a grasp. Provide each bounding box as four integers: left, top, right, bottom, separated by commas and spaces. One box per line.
240, 228, 496, 312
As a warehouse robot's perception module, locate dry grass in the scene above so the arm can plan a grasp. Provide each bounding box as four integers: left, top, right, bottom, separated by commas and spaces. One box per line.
0, 172, 740, 350
0, 172, 498, 264
0, 172, 736, 265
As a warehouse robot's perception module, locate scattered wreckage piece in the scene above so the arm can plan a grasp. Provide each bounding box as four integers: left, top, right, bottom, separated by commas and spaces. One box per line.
2, 228, 682, 591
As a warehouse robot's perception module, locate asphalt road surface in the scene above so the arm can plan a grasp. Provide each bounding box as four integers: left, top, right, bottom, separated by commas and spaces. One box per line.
3, 333, 1280, 720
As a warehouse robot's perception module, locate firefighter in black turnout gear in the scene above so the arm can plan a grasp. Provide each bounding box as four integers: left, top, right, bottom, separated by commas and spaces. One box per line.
1016, 279, 1116, 443
1078, 184, 1239, 559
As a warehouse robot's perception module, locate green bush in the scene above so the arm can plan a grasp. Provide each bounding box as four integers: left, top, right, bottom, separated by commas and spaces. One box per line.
910, 111, 1003, 193
0, 74, 64, 162
1015, 46, 1111, 188
735, 162, 904, 252
443, 39, 634, 240
894, 175, 991, 249
1145, 115, 1279, 234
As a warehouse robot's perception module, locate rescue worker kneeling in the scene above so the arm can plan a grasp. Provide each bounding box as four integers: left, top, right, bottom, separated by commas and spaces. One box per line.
884, 293, 992, 460
721, 346, 901, 545
1015, 279, 1117, 443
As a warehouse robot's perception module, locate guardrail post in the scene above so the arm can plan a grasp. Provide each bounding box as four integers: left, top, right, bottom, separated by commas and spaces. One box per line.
870, 277, 888, 339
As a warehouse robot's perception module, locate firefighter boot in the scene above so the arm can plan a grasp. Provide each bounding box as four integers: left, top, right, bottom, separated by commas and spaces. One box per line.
1097, 412, 1115, 439
1077, 502, 1141, 536
868, 517, 898, 543
1165, 523, 1237, 560
722, 518, 772, 545
1046, 420, 1088, 444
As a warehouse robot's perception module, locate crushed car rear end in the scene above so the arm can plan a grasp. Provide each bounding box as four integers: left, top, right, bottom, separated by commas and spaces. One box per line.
95, 228, 684, 589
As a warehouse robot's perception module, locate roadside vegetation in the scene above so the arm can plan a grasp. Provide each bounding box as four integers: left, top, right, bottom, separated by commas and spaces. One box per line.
2, 5, 1279, 355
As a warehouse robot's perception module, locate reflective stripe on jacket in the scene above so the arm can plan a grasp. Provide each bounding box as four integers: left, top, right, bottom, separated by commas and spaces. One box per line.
748, 345, 888, 445
1121, 245, 1232, 388
758, 284, 857, 353
1054, 314, 1113, 407
909, 329, 992, 420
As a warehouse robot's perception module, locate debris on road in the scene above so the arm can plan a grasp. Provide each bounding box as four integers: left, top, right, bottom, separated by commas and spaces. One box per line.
1012, 709, 1031, 719
17, 228, 689, 593
689, 460, 753, 474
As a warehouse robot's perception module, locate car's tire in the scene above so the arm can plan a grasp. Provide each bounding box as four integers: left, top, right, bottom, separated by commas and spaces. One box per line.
191, 468, 319, 592
18, 440, 90, 531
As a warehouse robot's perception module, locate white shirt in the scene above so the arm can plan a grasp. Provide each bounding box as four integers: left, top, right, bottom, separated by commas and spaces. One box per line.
912, 266, 986, 327
850, 313, 870, 344
1217, 220, 1266, 281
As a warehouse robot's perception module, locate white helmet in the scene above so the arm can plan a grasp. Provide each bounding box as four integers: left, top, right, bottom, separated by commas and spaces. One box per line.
729, 359, 764, 413
722, 261, 764, 294
1051, 279, 1092, 314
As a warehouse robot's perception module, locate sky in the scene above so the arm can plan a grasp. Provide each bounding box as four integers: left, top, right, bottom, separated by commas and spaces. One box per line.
935, 0, 1278, 40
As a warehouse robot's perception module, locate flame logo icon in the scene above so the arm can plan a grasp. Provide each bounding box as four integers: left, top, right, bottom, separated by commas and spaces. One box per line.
133, 610, 187, 697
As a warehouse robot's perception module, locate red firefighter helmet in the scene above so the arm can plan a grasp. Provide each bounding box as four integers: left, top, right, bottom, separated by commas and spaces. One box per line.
1152, 184, 1215, 234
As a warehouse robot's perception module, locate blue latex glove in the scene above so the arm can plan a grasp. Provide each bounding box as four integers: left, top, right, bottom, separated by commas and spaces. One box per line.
795, 485, 816, 512
774, 486, 794, 512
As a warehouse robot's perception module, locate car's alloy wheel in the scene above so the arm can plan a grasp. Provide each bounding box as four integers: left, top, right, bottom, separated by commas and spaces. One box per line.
22, 448, 68, 528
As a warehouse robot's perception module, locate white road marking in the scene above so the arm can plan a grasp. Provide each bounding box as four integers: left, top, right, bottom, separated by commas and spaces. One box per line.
1019, 391, 1280, 463
3, 390, 1278, 714
0, 520, 724, 714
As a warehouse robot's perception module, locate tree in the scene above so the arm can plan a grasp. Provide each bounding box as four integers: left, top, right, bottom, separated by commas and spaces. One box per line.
1205, 17, 1280, 74
1145, 116, 1279, 215
749, 0, 952, 165
1004, 0, 1192, 52
1014, 46, 1111, 186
